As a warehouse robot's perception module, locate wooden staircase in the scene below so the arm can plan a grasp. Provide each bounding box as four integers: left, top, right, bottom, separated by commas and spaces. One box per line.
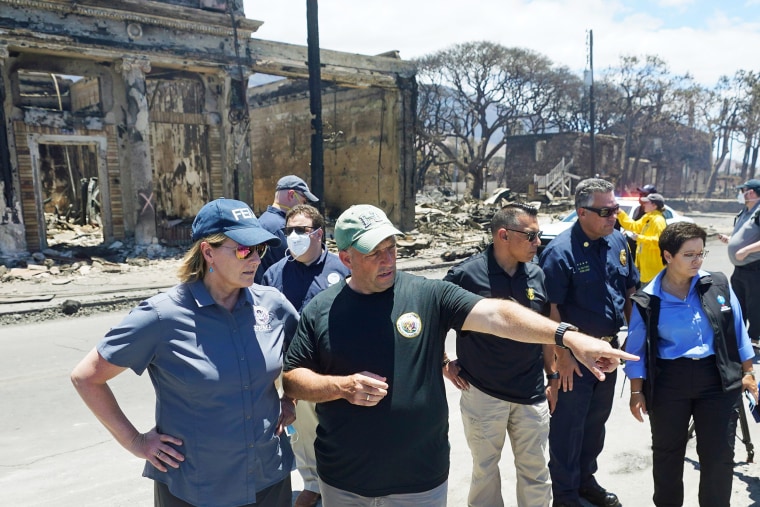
533, 157, 581, 198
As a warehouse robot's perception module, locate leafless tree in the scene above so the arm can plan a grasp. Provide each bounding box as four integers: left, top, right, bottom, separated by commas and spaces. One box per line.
415, 41, 565, 197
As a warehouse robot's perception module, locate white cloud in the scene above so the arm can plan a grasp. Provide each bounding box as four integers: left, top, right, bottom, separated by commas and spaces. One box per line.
244, 0, 758, 85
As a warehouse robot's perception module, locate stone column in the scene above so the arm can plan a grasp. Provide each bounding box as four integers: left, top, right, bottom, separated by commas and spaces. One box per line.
116, 56, 155, 245
220, 67, 253, 206
0, 43, 27, 257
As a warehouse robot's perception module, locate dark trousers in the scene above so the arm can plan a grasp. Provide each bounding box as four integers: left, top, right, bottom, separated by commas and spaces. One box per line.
549, 366, 616, 502
649, 357, 740, 507
154, 476, 292, 507
731, 265, 760, 340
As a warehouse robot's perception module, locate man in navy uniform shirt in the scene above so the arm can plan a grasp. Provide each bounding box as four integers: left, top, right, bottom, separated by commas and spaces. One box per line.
262, 204, 349, 507
256, 175, 319, 283
540, 178, 639, 507
443, 203, 556, 507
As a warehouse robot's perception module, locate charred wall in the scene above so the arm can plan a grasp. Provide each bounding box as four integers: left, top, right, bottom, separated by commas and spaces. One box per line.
0, 0, 416, 260
505, 132, 625, 192
249, 79, 415, 228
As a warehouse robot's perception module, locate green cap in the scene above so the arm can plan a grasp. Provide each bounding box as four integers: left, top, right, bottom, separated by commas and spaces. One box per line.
334, 205, 403, 253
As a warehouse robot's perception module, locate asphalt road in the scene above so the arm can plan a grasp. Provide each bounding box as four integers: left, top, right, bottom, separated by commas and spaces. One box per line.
1, 235, 759, 506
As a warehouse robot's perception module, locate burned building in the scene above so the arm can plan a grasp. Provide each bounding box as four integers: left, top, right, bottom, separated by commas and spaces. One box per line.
0, 0, 416, 261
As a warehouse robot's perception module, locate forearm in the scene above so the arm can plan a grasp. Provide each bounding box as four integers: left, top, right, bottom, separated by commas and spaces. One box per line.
463, 298, 558, 345
71, 377, 141, 450
629, 377, 644, 393
738, 239, 760, 256
542, 344, 557, 373
283, 368, 349, 403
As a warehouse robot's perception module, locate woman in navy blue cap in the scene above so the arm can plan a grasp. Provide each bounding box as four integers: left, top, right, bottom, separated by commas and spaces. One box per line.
71, 198, 299, 507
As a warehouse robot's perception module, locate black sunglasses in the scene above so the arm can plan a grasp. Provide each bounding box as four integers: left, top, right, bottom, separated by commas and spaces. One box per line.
505, 229, 543, 242
283, 225, 315, 235
582, 205, 620, 217
217, 243, 268, 260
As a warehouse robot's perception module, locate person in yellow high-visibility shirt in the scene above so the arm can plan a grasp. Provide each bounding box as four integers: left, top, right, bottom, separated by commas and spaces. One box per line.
617, 193, 667, 284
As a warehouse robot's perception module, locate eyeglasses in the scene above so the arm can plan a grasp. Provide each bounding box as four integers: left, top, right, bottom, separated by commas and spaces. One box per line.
582, 205, 620, 217
283, 225, 316, 235
680, 250, 708, 260
505, 229, 543, 242
217, 243, 268, 260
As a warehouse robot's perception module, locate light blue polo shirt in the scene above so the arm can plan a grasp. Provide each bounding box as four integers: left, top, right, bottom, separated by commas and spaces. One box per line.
98, 280, 298, 507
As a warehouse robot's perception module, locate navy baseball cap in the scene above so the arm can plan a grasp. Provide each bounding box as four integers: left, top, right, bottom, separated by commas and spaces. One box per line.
276, 175, 319, 202
738, 179, 760, 192
191, 198, 280, 247
637, 184, 658, 195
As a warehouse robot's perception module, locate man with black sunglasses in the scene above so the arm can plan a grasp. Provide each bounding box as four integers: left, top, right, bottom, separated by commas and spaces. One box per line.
539, 178, 639, 507
442, 203, 555, 507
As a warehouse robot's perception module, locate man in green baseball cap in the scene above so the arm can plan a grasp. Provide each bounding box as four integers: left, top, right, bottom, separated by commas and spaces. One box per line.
283, 204, 638, 506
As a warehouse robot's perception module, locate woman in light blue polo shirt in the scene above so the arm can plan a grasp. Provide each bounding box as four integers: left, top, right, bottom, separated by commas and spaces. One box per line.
71, 198, 299, 507
624, 222, 757, 507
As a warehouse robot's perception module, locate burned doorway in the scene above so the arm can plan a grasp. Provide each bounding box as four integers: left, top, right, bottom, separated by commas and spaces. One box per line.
27, 134, 111, 250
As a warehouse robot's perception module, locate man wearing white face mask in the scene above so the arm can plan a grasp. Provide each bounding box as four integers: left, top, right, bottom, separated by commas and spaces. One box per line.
262, 204, 350, 507
718, 179, 760, 347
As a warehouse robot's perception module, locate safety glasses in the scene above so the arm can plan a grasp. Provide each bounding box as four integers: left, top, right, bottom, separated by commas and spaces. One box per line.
217, 243, 268, 260
582, 205, 620, 217
680, 250, 708, 261
506, 229, 543, 242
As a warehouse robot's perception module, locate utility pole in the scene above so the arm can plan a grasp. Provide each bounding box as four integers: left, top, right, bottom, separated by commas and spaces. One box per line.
587, 30, 596, 175
306, 0, 324, 214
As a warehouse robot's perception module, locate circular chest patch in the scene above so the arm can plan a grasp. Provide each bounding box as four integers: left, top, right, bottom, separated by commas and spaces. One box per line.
327, 272, 342, 285
396, 312, 422, 339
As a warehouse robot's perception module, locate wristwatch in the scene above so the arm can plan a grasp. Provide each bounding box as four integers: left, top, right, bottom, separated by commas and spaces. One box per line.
546, 371, 560, 381
555, 322, 578, 349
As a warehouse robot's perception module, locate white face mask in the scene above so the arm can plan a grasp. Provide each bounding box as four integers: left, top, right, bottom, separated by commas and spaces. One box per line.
287, 230, 312, 258
738, 191, 748, 205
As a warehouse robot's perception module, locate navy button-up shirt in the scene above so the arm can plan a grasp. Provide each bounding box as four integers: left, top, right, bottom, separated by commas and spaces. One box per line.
262, 247, 350, 312
540, 221, 638, 337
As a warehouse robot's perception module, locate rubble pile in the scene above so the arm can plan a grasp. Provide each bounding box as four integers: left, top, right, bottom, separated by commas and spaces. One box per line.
1, 223, 187, 285
405, 193, 495, 262
1, 191, 568, 284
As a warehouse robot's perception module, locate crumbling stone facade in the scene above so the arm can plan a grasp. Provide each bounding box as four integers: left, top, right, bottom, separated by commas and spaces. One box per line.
0, 0, 416, 261
505, 132, 625, 194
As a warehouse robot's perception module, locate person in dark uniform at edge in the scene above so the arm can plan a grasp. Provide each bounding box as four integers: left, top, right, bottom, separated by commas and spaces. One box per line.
255, 175, 319, 283
441, 202, 556, 507
718, 178, 760, 347
539, 178, 639, 507
261, 204, 351, 507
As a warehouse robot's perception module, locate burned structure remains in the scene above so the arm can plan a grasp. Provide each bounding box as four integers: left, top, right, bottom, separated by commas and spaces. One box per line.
0, 0, 416, 262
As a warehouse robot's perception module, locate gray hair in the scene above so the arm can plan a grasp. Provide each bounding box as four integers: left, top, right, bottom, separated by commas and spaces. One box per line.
575, 178, 614, 209
490, 203, 539, 235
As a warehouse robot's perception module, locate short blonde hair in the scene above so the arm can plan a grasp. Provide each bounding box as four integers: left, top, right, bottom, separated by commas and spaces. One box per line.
177, 233, 227, 283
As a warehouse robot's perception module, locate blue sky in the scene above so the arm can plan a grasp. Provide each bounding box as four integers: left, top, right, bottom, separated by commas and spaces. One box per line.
243, 0, 760, 86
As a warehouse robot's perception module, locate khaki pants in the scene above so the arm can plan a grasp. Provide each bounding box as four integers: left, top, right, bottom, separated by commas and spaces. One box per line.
292, 400, 320, 493
318, 479, 447, 507
461, 385, 551, 507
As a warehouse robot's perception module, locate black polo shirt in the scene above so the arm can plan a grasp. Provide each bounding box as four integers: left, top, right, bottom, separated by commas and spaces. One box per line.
444, 244, 550, 404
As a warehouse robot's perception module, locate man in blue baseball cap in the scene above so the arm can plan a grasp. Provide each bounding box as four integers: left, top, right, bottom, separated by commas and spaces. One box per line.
256, 175, 319, 283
